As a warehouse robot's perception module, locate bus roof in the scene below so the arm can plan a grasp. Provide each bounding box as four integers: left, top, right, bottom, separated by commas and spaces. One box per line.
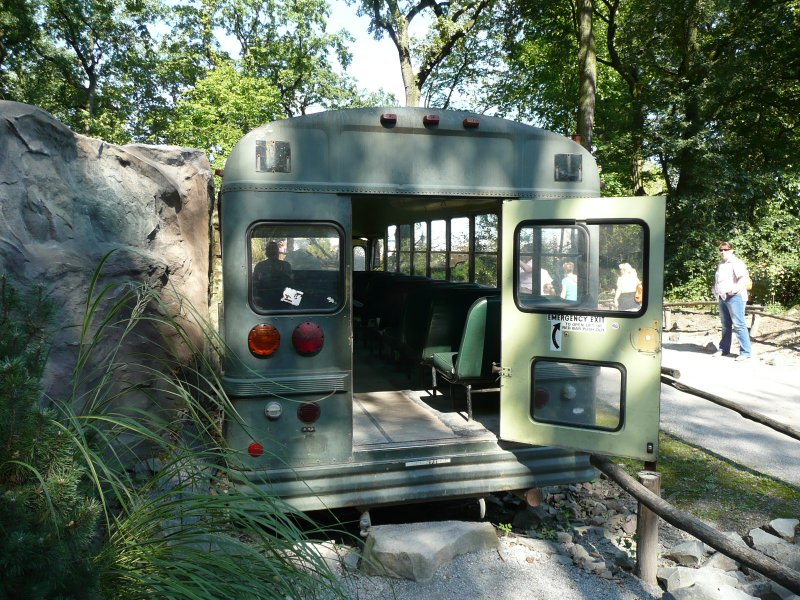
221, 108, 600, 200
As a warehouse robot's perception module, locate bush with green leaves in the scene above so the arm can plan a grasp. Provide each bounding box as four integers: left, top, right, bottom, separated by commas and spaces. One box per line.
1, 275, 102, 598
665, 192, 800, 308
1, 261, 349, 599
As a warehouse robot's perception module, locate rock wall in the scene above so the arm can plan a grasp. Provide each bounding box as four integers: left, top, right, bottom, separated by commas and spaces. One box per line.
0, 101, 213, 409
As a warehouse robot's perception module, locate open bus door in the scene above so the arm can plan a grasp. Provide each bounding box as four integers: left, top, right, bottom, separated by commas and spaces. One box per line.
500, 196, 665, 462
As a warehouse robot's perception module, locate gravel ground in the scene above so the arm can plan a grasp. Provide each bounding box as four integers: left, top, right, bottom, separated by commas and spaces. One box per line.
329, 536, 663, 600
316, 310, 800, 599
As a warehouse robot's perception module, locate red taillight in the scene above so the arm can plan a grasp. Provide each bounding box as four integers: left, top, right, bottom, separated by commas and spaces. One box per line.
292, 322, 324, 356
297, 402, 321, 424
534, 388, 550, 409
248, 324, 280, 357
423, 114, 440, 126
248, 442, 264, 457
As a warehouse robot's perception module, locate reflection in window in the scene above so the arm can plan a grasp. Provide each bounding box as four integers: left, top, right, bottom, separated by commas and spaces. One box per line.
386, 225, 397, 272
250, 223, 342, 313
600, 224, 645, 311
517, 225, 586, 307
516, 222, 645, 313
474, 213, 498, 286
398, 224, 411, 275
353, 245, 366, 271
450, 217, 470, 282
372, 237, 385, 271
531, 361, 623, 431
413, 221, 427, 276
430, 219, 447, 279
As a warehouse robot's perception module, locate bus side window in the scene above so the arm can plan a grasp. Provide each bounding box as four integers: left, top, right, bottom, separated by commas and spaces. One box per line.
353, 245, 366, 271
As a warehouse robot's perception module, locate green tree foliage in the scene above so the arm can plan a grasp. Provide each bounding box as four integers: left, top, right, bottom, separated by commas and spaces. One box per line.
214, 0, 364, 116
349, 0, 496, 106
1, 0, 383, 148
0, 275, 102, 598
493, 0, 800, 306
419, 5, 504, 110
163, 61, 283, 170
1, 0, 165, 142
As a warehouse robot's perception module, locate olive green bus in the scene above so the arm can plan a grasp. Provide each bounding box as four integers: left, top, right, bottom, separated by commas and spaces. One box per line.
219, 107, 665, 514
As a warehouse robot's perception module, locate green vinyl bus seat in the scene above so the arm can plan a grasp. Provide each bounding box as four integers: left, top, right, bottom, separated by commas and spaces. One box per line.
388, 284, 499, 381
431, 295, 501, 420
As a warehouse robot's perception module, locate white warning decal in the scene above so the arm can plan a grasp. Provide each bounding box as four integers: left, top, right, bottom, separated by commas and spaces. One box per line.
548, 314, 606, 334
281, 287, 304, 306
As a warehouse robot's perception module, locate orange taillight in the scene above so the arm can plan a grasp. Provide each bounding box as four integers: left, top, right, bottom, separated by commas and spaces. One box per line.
248, 324, 280, 357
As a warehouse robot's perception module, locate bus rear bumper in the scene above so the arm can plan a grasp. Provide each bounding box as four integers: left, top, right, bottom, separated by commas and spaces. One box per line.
231, 442, 595, 512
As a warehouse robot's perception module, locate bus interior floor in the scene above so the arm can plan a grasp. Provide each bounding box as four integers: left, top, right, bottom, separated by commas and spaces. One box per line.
352, 341, 500, 449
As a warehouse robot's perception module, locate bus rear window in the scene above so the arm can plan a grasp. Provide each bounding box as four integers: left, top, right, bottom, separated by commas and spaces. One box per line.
516, 222, 646, 314
249, 223, 343, 313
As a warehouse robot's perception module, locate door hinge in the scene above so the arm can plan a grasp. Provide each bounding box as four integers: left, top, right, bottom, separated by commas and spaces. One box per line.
493, 363, 511, 377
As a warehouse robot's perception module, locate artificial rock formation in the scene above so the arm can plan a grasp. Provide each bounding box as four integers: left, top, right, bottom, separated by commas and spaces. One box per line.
0, 101, 213, 411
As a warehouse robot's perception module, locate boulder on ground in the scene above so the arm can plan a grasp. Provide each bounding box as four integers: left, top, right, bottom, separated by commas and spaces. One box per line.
0, 101, 212, 427
360, 521, 498, 581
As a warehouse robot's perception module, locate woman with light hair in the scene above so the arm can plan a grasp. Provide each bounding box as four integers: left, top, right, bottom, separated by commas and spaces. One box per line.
614, 262, 641, 310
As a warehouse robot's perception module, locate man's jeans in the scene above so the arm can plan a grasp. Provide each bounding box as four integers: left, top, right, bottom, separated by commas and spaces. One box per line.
718, 294, 752, 356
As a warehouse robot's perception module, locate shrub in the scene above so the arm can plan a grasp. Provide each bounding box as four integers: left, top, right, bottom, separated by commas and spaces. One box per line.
0, 275, 103, 598
1, 261, 348, 599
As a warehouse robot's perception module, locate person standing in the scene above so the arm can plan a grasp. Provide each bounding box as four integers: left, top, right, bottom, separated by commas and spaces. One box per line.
712, 241, 753, 361
560, 261, 578, 301
614, 262, 641, 310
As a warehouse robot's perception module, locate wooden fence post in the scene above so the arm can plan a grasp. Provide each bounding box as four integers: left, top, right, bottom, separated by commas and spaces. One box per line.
635, 471, 661, 585
590, 454, 800, 594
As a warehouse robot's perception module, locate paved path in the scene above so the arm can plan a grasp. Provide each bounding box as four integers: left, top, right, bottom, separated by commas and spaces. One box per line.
661, 340, 800, 487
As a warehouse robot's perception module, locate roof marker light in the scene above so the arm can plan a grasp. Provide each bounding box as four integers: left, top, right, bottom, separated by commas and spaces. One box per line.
423, 114, 440, 126
463, 117, 480, 129
380, 113, 397, 126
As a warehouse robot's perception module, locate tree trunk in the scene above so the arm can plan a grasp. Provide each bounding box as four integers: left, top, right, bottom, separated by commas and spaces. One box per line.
674, 5, 705, 198
602, 0, 644, 191
576, 0, 595, 152
396, 16, 420, 106
630, 83, 646, 195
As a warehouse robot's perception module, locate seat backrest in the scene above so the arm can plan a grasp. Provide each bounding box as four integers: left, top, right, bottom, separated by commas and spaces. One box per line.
378, 278, 444, 333
421, 286, 499, 361
454, 296, 500, 380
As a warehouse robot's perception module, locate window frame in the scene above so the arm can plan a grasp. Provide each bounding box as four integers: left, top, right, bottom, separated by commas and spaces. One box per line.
513, 218, 650, 317
247, 220, 346, 315
382, 213, 499, 285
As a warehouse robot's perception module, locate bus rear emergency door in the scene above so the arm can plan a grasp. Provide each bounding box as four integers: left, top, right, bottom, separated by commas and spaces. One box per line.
500, 196, 665, 461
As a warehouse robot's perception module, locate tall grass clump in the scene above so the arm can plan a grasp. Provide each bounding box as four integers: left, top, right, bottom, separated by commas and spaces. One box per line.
1, 257, 348, 599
